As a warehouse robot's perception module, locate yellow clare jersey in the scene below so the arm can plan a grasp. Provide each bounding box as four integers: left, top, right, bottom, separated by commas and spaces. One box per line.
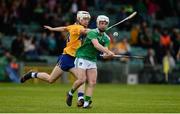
63, 24, 84, 57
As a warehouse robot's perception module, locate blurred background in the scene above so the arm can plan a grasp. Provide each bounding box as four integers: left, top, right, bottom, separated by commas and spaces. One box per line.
0, 0, 179, 84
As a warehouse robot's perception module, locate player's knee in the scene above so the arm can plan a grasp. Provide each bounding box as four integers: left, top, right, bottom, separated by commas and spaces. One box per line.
48, 78, 55, 84
79, 79, 86, 85
78, 77, 86, 84
89, 80, 96, 87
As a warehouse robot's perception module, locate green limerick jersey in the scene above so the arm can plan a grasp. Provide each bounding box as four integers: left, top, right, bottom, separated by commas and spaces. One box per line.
76, 28, 110, 62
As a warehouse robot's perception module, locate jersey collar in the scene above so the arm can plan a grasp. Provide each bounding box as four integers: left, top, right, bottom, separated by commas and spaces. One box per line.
96, 28, 105, 36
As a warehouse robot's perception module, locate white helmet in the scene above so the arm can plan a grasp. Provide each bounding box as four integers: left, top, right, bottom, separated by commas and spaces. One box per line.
96, 15, 109, 27
77, 11, 91, 21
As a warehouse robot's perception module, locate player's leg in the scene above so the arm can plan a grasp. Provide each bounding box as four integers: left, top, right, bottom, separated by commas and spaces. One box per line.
69, 67, 86, 107
20, 55, 67, 83
20, 65, 63, 83
83, 68, 97, 108
66, 67, 86, 106
41, 54, 75, 83
38, 65, 63, 83
76, 84, 85, 107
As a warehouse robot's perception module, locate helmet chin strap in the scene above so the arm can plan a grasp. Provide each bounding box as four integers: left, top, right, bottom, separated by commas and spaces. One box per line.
98, 28, 105, 32
97, 24, 108, 33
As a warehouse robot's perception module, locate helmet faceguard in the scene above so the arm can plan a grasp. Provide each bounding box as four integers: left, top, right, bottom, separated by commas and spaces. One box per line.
96, 15, 109, 32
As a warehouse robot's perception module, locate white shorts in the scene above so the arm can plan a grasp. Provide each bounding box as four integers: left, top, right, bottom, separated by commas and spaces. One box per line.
74, 58, 97, 70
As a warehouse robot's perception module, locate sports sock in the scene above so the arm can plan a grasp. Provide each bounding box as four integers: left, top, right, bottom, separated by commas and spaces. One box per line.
68, 89, 75, 96
83, 96, 91, 107
84, 96, 91, 101
78, 92, 84, 101
31, 72, 38, 78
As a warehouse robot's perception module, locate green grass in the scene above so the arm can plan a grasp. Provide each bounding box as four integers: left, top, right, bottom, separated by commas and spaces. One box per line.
0, 83, 180, 113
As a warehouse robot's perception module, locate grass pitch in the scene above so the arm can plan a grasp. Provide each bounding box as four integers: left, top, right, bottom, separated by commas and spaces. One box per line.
0, 83, 180, 113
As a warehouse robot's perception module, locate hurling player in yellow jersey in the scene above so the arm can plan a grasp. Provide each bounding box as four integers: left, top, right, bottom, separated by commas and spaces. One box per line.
20, 11, 91, 107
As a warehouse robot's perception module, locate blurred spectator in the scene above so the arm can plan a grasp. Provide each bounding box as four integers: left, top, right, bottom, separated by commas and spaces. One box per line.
177, 0, 180, 16
124, 3, 134, 14
160, 29, 171, 48
48, 0, 57, 10
0, 40, 6, 56
19, 0, 32, 24
176, 48, 180, 69
113, 37, 131, 62
94, 0, 106, 10
23, 35, 39, 59
71, 0, 78, 19
55, 33, 66, 55
145, 0, 159, 22
79, 0, 88, 11
44, 0, 58, 26
51, 14, 64, 27
152, 25, 161, 49
0, 50, 9, 81
130, 24, 140, 46
114, 38, 131, 55
108, 33, 116, 51
138, 21, 153, 48
10, 1, 20, 23
156, 42, 166, 64
162, 50, 176, 82
144, 48, 158, 68
38, 32, 49, 55
0, 1, 6, 16
33, 0, 45, 25
172, 29, 180, 56
139, 48, 159, 83
63, 11, 74, 23
116, 7, 127, 30
135, 0, 147, 21
11, 34, 24, 59
48, 32, 57, 55
160, 29, 174, 59
167, 0, 178, 16
0, 50, 20, 83
153, 28, 171, 64
0, 1, 7, 32
51, 6, 64, 26
171, 28, 178, 43
1, 10, 17, 35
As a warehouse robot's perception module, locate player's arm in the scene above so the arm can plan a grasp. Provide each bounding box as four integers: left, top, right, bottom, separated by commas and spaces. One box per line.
101, 47, 113, 59
80, 28, 90, 34
91, 39, 114, 57
44, 25, 68, 32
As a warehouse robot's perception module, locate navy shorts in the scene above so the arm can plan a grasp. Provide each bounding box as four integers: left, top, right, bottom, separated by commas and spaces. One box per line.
57, 54, 75, 71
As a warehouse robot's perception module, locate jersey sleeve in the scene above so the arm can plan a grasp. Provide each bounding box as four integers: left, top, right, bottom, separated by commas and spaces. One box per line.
67, 25, 82, 35
87, 30, 97, 40
66, 25, 72, 31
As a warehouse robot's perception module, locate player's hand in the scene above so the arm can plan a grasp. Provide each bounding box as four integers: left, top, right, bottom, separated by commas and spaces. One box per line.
107, 51, 115, 57
102, 51, 114, 59
44, 25, 53, 30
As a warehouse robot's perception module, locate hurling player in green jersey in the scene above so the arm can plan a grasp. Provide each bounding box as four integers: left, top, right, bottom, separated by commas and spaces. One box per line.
66, 15, 114, 108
